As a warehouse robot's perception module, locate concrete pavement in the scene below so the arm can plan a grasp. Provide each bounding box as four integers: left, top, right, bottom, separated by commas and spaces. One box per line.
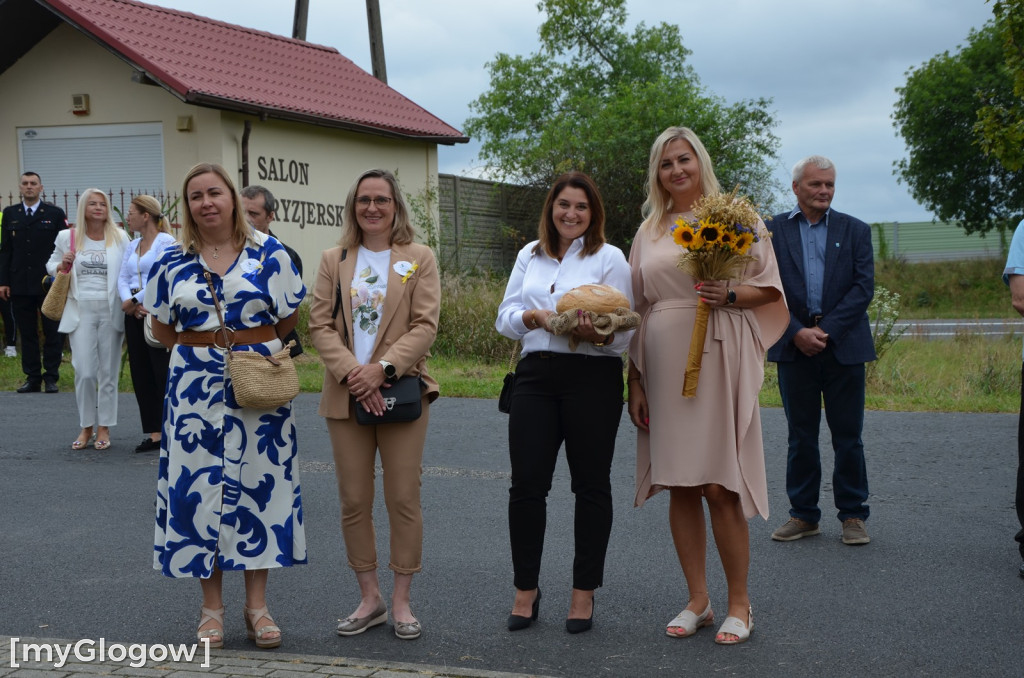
1, 392, 1022, 677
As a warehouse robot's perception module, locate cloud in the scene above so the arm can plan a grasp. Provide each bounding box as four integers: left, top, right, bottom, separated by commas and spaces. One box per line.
151, 0, 994, 223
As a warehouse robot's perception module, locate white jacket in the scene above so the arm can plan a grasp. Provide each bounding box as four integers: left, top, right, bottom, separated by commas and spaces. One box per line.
46, 228, 129, 334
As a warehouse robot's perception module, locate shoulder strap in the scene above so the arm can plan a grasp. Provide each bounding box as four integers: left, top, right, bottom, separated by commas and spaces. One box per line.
330, 248, 347, 320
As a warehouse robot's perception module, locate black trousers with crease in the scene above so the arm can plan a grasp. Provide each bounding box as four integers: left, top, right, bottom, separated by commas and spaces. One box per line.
507, 351, 623, 591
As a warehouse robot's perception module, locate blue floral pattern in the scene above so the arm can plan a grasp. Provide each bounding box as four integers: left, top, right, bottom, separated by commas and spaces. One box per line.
145, 232, 307, 578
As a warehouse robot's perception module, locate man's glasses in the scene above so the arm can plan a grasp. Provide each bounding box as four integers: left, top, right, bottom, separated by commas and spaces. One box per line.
355, 196, 393, 208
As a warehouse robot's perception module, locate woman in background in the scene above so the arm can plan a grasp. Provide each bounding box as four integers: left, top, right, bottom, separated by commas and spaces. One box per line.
47, 188, 129, 450
117, 194, 176, 453
627, 127, 787, 644
495, 171, 633, 634
309, 168, 439, 641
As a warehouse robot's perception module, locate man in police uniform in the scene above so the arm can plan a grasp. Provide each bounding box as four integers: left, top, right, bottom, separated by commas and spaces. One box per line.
0, 172, 68, 392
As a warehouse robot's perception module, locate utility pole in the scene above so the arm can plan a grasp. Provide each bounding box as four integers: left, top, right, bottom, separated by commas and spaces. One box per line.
293, 0, 309, 41
366, 0, 387, 84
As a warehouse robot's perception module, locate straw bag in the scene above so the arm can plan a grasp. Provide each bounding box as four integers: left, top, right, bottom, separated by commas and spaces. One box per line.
204, 272, 299, 409
41, 229, 73, 321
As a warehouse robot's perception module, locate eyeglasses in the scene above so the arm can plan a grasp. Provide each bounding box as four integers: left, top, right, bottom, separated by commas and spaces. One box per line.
355, 196, 393, 208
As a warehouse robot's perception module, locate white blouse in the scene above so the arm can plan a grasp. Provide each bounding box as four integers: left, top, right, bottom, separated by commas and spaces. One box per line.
496, 236, 634, 357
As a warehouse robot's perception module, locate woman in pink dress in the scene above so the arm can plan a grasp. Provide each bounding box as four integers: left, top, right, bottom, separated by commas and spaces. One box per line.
627, 127, 788, 645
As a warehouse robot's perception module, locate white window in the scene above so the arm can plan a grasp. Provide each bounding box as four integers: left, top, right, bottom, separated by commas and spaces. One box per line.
17, 122, 165, 221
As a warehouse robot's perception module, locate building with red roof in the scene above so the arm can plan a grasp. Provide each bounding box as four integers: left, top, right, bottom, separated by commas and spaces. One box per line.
0, 0, 468, 277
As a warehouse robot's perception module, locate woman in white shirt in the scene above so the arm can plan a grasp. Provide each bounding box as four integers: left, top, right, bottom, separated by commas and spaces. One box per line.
117, 194, 176, 453
495, 171, 634, 634
47, 188, 129, 450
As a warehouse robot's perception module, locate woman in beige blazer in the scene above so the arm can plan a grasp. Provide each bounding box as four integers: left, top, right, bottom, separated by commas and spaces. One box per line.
310, 168, 440, 641
46, 188, 129, 450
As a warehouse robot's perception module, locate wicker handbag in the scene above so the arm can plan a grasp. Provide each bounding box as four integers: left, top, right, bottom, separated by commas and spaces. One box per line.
41, 229, 73, 322
204, 272, 299, 409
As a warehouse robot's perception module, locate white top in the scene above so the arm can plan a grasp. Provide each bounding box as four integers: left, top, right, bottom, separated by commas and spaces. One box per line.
495, 237, 634, 357
74, 237, 108, 301
351, 246, 391, 365
118, 232, 177, 303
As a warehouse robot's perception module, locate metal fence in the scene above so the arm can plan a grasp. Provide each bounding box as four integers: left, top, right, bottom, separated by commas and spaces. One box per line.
2, 189, 180, 227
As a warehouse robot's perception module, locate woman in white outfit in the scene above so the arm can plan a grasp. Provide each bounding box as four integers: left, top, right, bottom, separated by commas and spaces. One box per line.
47, 188, 129, 450
117, 195, 176, 453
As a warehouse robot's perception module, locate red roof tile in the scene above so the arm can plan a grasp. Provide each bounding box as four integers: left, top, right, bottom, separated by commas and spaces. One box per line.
40, 0, 468, 143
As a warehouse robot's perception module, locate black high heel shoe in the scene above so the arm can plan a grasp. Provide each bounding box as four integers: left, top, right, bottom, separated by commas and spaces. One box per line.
507, 588, 541, 631
565, 595, 594, 634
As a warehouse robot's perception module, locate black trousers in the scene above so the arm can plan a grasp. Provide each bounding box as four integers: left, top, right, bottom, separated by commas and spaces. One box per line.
124, 314, 171, 434
507, 351, 623, 591
1, 297, 14, 346
11, 294, 62, 383
1016, 363, 1024, 560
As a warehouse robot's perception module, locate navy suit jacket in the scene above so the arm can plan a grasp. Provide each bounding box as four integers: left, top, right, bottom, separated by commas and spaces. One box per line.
765, 208, 876, 365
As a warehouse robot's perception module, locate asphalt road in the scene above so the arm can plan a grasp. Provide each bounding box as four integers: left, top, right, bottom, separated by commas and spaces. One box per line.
1, 391, 1022, 677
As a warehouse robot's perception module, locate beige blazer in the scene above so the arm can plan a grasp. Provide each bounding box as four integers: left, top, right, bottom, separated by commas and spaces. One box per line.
309, 241, 440, 420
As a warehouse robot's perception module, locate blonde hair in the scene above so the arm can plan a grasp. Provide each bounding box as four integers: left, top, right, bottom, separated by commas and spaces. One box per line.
180, 163, 253, 254
131, 194, 173, 235
640, 126, 721, 237
74, 188, 127, 250
338, 169, 415, 249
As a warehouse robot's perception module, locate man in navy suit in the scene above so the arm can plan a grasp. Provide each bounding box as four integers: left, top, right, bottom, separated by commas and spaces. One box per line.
766, 156, 876, 545
0, 172, 68, 393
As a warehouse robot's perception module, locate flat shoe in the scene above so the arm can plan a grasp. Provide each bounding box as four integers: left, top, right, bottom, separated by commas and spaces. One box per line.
394, 619, 421, 640
666, 602, 714, 638
336, 600, 387, 636
135, 438, 161, 452
714, 607, 753, 645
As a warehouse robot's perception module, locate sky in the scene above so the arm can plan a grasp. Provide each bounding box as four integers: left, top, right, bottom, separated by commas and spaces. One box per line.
150, 0, 995, 224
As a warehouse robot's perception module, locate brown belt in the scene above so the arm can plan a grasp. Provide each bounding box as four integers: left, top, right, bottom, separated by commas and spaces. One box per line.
177, 325, 278, 348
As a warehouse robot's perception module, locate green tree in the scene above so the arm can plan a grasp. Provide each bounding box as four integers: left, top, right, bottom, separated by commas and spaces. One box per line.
463, 0, 779, 248
892, 22, 1024, 235
976, 0, 1024, 170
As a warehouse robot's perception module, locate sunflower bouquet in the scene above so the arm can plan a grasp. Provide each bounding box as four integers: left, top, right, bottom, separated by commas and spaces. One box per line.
670, 187, 764, 397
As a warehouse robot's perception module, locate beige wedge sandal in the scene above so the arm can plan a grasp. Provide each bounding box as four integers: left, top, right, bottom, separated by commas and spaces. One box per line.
197, 606, 225, 649
244, 605, 282, 649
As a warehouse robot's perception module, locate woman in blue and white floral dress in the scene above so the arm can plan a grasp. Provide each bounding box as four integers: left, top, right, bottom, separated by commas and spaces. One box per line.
146, 163, 306, 650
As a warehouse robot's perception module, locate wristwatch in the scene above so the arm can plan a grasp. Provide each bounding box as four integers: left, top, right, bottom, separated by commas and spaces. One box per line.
725, 289, 736, 306
378, 360, 397, 383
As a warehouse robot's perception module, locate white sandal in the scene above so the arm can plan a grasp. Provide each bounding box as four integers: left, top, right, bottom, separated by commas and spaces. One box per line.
197, 606, 224, 649
666, 602, 713, 638
714, 607, 753, 645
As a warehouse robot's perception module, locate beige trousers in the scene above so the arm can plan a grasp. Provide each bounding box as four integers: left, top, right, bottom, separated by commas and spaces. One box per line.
326, 399, 429, 574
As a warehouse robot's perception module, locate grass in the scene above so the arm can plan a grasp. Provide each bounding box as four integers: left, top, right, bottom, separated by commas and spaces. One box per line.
4, 258, 1022, 413
876, 257, 1012, 318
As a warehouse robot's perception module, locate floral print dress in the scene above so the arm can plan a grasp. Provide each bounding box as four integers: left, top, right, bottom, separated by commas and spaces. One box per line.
145, 232, 307, 578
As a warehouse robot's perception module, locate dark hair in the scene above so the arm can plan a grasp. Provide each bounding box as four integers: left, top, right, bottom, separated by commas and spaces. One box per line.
240, 185, 277, 215
21, 171, 41, 181
533, 171, 606, 258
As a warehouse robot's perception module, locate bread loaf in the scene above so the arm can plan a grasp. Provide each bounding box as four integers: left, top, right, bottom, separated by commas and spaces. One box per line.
556, 284, 630, 314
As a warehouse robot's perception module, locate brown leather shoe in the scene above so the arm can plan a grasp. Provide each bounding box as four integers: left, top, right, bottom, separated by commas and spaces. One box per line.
771, 517, 821, 541
841, 518, 870, 545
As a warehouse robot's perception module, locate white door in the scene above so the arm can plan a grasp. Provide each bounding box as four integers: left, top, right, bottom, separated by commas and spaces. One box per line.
17, 122, 165, 222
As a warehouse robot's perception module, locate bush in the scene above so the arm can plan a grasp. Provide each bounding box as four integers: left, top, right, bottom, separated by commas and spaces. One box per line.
434, 272, 511, 362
